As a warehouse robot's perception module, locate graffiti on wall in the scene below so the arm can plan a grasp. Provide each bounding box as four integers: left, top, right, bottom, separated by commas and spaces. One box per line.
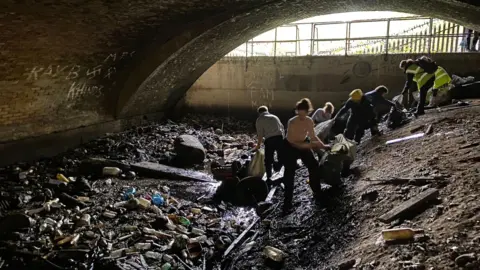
23, 51, 135, 101
245, 70, 276, 109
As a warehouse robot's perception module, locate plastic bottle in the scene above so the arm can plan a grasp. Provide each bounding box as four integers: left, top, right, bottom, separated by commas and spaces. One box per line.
178, 217, 191, 226
123, 187, 136, 200
138, 198, 151, 209
145, 251, 162, 260
382, 228, 424, 241
103, 167, 122, 176
161, 263, 172, 270
189, 235, 207, 244
134, 242, 152, 250
56, 174, 70, 183
191, 208, 201, 214
152, 193, 164, 206
263, 246, 287, 262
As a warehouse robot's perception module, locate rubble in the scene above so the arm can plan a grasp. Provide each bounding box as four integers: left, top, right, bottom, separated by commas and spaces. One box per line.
0, 115, 258, 269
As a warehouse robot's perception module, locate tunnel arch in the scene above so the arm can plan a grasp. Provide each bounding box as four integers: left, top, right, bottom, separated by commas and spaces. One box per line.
117, 0, 480, 118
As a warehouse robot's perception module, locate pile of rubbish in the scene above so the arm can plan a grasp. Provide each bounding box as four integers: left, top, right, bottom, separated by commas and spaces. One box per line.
0, 116, 258, 269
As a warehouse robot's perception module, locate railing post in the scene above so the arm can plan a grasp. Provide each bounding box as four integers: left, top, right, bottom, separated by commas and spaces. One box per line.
385, 19, 391, 56
345, 22, 350, 56
428, 18, 433, 55
245, 42, 248, 71
274, 27, 277, 63
310, 23, 315, 56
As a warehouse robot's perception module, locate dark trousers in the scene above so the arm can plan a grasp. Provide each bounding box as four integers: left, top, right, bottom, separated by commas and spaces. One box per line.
466, 29, 479, 50
344, 114, 371, 144
416, 76, 435, 114
264, 135, 284, 179
283, 139, 321, 207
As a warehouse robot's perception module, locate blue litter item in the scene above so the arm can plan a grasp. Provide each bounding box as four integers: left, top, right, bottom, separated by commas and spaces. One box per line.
124, 187, 136, 200
152, 193, 164, 206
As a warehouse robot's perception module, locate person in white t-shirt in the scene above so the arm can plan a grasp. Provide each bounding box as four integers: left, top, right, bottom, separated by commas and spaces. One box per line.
311, 102, 335, 124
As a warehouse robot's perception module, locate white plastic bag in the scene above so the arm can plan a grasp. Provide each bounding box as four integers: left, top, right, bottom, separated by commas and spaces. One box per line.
248, 149, 266, 177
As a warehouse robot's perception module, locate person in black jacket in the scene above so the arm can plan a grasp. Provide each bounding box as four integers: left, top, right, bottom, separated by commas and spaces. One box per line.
333, 89, 379, 144
365, 85, 395, 120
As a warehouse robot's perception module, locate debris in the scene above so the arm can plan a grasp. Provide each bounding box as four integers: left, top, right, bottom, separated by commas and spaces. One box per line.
378, 188, 439, 223
255, 201, 273, 217
56, 173, 70, 183
263, 246, 287, 262
410, 125, 425, 133
103, 167, 122, 176
425, 124, 433, 135
381, 228, 424, 241
103, 210, 117, 219
131, 162, 214, 182
366, 176, 446, 186
124, 187, 136, 200
386, 133, 425, 145
152, 193, 164, 206
361, 190, 379, 201
338, 258, 357, 270
76, 214, 91, 227
138, 198, 151, 209
459, 142, 479, 149
455, 253, 476, 267
174, 134, 206, 166
59, 192, 87, 208
144, 251, 162, 260
236, 176, 268, 206
0, 214, 35, 233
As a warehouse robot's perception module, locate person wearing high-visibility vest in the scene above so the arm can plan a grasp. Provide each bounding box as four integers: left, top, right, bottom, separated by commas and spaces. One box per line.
399, 57, 451, 116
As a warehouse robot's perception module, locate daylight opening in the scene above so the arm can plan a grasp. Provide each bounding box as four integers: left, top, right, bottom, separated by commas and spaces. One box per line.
226, 12, 470, 57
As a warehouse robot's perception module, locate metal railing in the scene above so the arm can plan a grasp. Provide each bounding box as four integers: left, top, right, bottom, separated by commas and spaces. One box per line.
225, 16, 470, 57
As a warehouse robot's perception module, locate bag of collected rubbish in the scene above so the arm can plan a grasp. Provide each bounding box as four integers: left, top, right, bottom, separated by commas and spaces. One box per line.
318, 134, 356, 187
392, 94, 403, 105
387, 106, 409, 129
314, 119, 335, 142
428, 85, 451, 107
247, 149, 265, 177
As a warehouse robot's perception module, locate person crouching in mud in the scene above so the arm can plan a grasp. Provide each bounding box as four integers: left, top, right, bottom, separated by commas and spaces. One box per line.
282, 98, 331, 214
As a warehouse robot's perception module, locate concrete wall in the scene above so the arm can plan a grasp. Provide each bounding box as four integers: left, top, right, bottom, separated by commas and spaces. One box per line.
185, 54, 480, 118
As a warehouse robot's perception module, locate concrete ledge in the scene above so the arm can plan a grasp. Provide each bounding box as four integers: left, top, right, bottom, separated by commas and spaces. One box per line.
0, 112, 164, 166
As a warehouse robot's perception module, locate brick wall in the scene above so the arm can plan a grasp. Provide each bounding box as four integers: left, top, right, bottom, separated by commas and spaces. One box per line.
0, 0, 479, 147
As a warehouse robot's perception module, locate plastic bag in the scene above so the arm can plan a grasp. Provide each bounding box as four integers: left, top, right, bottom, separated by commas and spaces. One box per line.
248, 149, 265, 177
314, 119, 335, 142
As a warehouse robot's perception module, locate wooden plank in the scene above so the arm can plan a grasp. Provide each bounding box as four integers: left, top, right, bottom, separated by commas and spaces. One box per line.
131, 162, 213, 182
378, 188, 439, 223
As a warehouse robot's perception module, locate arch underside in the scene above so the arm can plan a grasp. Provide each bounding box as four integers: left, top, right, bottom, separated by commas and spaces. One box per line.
117, 0, 480, 118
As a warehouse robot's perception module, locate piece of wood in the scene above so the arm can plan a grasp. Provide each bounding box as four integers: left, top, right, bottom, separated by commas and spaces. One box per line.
366, 176, 446, 186
410, 125, 425, 133
459, 142, 479, 149
378, 188, 439, 223
425, 124, 433, 135
131, 162, 213, 182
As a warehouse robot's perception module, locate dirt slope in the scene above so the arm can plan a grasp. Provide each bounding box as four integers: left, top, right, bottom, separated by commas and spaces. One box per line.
233, 101, 480, 270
